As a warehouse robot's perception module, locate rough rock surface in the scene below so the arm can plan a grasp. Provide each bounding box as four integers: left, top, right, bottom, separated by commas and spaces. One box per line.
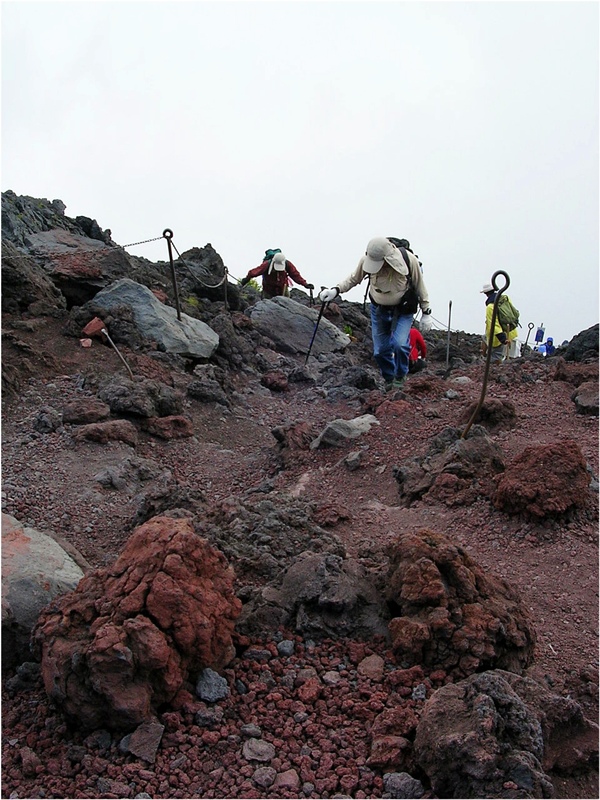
493, 439, 592, 518
2, 193, 598, 800
31, 516, 241, 731
89, 278, 220, 358
1, 514, 88, 669
384, 529, 536, 677
236, 551, 390, 641
414, 670, 598, 799
393, 425, 505, 507
248, 295, 351, 356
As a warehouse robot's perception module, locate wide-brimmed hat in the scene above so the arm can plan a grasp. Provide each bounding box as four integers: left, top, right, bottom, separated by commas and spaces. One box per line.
480, 283, 494, 293
363, 237, 395, 274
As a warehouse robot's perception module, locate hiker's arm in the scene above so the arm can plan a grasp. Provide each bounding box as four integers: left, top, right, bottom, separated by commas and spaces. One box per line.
336, 260, 366, 295
408, 252, 430, 313
285, 260, 312, 289
246, 262, 268, 279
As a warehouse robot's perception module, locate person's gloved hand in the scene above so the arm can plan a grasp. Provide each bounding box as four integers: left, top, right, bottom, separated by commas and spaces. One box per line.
306, 283, 315, 291
319, 287, 339, 303
497, 332, 508, 344
420, 309, 433, 332
240, 276, 250, 286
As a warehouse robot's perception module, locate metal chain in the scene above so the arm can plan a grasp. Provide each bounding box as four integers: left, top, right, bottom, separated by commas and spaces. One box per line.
121, 235, 164, 248
170, 240, 228, 289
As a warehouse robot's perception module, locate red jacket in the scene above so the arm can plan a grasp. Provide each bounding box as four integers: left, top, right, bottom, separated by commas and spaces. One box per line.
409, 327, 427, 361
246, 259, 309, 297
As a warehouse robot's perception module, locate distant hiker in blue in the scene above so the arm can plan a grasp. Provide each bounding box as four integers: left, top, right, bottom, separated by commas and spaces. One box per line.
545, 337, 556, 356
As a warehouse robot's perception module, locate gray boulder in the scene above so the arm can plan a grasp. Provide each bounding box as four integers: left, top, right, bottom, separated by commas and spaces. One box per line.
248, 296, 350, 356
310, 414, 380, 449
237, 551, 390, 641
90, 278, 219, 358
413, 669, 598, 798
571, 380, 599, 416
2, 513, 88, 668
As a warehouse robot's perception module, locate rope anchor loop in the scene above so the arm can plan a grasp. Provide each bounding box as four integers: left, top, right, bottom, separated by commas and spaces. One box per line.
491, 269, 510, 295
162, 229, 174, 240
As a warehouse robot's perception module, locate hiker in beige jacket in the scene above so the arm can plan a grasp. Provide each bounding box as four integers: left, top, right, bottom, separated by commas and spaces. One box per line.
319, 237, 432, 389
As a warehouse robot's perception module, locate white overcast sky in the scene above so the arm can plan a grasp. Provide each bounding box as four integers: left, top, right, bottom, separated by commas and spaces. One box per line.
2, 0, 598, 345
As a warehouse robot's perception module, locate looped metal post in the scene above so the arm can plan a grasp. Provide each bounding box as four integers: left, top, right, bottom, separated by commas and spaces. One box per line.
163, 229, 181, 320
461, 270, 511, 439
523, 322, 535, 350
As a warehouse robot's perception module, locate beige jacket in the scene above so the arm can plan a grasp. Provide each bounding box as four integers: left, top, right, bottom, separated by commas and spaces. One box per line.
336, 248, 430, 310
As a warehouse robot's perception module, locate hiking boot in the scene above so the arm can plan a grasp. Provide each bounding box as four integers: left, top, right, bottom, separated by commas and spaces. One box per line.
385, 377, 406, 392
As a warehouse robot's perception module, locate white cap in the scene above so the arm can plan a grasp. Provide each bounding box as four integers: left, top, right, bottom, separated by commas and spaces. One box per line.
362, 237, 395, 274
271, 253, 287, 271
480, 283, 494, 293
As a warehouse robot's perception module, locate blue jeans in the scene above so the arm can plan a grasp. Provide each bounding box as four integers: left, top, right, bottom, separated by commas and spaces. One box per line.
370, 303, 414, 381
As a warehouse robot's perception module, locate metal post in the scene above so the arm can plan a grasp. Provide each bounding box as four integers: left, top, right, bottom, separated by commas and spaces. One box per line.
163, 228, 182, 321
461, 270, 510, 439
101, 328, 134, 380
445, 300, 452, 369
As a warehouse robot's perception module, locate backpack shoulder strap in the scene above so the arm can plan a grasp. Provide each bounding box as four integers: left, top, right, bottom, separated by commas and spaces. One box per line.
398, 247, 413, 284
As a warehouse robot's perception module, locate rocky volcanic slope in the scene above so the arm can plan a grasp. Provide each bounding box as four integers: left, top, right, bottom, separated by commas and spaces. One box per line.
1, 192, 599, 800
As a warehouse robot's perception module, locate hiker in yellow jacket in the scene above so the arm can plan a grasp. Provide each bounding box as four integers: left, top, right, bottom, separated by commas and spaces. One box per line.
481, 283, 518, 362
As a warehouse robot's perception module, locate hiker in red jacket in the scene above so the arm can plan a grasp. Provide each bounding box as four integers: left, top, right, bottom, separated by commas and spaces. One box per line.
240, 249, 314, 300
408, 325, 427, 373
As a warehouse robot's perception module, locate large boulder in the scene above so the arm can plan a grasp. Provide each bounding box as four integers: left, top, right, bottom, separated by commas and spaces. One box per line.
571, 380, 599, 416
384, 529, 536, 677
248, 296, 350, 356
493, 439, 591, 518
97, 375, 184, 418
195, 494, 346, 584
1, 190, 111, 250
1, 240, 67, 315
88, 278, 219, 358
32, 515, 241, 731
236, 551, 390, 641
393, 425, 505, 507
562, 324, 599, 362
414, 670, 598, 798
1, 514, 88, 669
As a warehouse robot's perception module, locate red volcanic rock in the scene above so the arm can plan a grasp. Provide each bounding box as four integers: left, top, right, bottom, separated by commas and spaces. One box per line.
142, 415, 194, 439
261, 370, 289, 393
81, 316, 106, 337
62, 398, 111, 425
385, 529, 536, 678
459, 397, 518, 433
414, 670, 598, 798
553, 357, 599, 387
493, 438, 591, 518
72, 419, 138, 446
32, 516, 241, 731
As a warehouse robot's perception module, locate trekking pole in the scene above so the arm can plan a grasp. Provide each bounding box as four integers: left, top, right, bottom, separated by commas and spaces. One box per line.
445, 300, 452, 369
163, 229, 182, 321
304, 301, 329, 366
309, 287, 314, 307
461, 270, 510, 439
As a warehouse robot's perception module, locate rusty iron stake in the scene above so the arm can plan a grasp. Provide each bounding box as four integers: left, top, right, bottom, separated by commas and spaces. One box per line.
101, 328, 134, 380
163, 228, 182, 321
461, 270, 510, 439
